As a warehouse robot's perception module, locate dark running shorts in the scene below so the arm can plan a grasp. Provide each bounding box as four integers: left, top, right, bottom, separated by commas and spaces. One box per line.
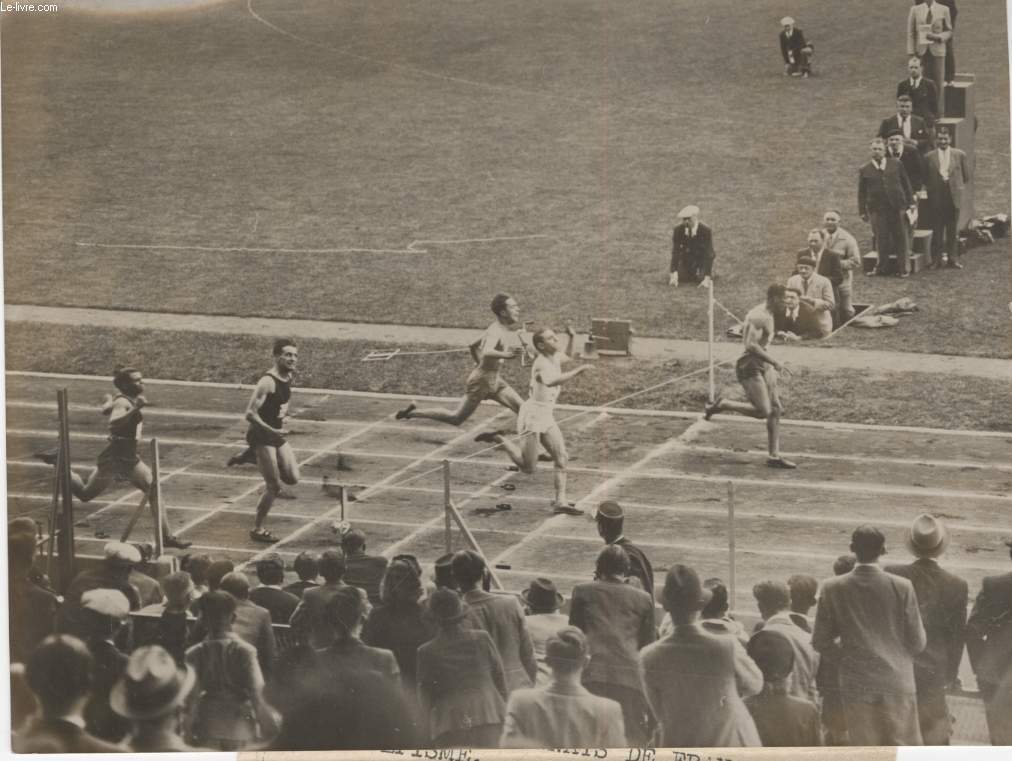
96, 438, 140, 477
246, 425, 287, 449
735, 354, 774, 384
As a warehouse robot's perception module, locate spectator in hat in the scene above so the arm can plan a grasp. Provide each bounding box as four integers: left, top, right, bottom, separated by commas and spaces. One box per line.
745, 630, 822, 746
8, 532, 60, 665
858, 137, 916, 277
14, 635, 124, 753
185, 591, 278, 750
290, 549, 349, 648
501, 626, 627, 748
594, 500, 654, 598
155, 571, 196, 665
669, 205, 715, 288
520, 578, 570, 687
751, 580, 819, 704
342, 528, 389, 606
126, 544, 164, 608
640, 564, 762, 747
110, 645, 202, 752
65, 541, 143, 614
880, 92, 935, 153
363, 559, 435, 693
76, 589, 133, 743
570, 544, 656, 745
453, 550, 537, 693
317, 586, 400, 683
816, 554, 857, 745
885, 514, 968, 745
417, 588, 508, 747
786, 251, 835, 338
250, 553, 300, 624
787, 574, 819, 633
965, 538, 1012, 744
812, 525, 926, 745
433, 552, 457, 590
283, 551, 319, 598
218, 572, 277, 679
779, 16, 813, 77
659, 577, 748, 644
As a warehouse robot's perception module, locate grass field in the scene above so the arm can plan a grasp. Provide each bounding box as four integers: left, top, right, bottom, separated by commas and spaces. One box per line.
3, 0, 1009, 357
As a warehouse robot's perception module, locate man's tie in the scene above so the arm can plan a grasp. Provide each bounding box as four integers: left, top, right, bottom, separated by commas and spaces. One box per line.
926, 5, 933, 24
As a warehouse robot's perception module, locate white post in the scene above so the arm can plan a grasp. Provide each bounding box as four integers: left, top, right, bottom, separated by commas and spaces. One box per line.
728, 481, 736, 610
707, 279, 715, 403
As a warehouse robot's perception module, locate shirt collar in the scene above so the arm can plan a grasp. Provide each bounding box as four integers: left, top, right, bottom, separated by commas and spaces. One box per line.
55, 715, 87, 730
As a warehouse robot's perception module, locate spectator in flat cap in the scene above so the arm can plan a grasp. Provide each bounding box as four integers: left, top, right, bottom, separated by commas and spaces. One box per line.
433, 552, 458, 590
885, 514, 967, 745
520, 578, 569, 687
77, 589, 132, 743
639, 564, 762, 747
786, 250, 835, 338
966, 537, 1012, 744
250, 553, 300, 624
660, 577, 748, 643
816, 554, 857, 745
751, 580, 819, 704
745, 630, 822, 746
363, 559, 435, 694
110, 645, 202, 752
125, 544, 164, 608
14, 635, 124, 754
779, 16, 813, 77
453, 550, 537, 693
8, 532, 60, 664
290, 549, 349, 648
594, 501, 654, 598
881, 92, 935, 153
787, 574, 819, 633
812, 525, 926, 745
185, 591, 277, 750
65, 542, 143, 617
669, 205, 715, 288
317, 586, 400, 684
417, 588, 508, 747
283, 551, 319, 598
342, 528, 389, 606
219, 571, 277, 679
570, 544, 656, 745
501, 626, 627, 748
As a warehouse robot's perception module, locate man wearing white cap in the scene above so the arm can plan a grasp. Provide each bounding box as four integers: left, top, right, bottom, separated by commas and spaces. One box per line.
886, 514, 968, 745
65, 542, 144, 615
669, 205, 714, 288
779, 17, 813, 77
79, 589, 132, 743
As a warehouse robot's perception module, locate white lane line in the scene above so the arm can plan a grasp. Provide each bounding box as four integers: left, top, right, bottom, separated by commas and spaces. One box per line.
406, 235, 553, 249
9, 370, 1011, 439
75, 241, 422, 255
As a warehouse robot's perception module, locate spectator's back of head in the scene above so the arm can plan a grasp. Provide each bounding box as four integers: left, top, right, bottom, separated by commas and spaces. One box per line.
833, 554, 856, 576
9, 533, 36, 573
326, 587, 369, 638
293, 551, 319, 582
160, 571, 195, 610
594, 501, 624, 540
787, 574, 818, 613
545, 626, 588, 676
27, 635, 94, 715
318, 549, 346, 583
256, 553, 285, 586
340, 528, 367, 555
451, 549, 486, 589
595, 544, 630, 579
850, 525, 886, 563
753, 580, 791, 619
184, 554, 213, 587
433, 553, 457, 590
662, 564, 711, 616
747, 629, 795, 684
380, 559, 422, 607
200, 590, 237, 629
206, 560, 235, 591
8, 517, 39, 539
700, 578, 730, 619
219, 572, 251, 601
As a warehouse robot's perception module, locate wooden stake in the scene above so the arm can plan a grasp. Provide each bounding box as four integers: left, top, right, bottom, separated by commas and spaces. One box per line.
445, 498, 503, 590
443, 460, 452, 555
56, 389, 75, 592
150, 438, 164, 557
728, 481, 737, 609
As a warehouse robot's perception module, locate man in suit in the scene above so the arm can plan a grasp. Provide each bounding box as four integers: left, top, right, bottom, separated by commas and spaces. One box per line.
14, 635, 124, 753
453, 550, 538, 693
907, 0, 953, 115
594, 500, 654, 599
752, 580, 819, 704
800, 228, 843, 324
924, 126, 972, 269
786, 253, 835, 338
669, 204, 715, 288
8, 533, 60, 665
640, 565, 763, 747
219, 572, 277, 678
885, 514, 968, 745
897, 58, 940, 129
341, 528, 389, 606
858, 137, 916, 277
966, 538, 1012, 744
938, 0, 958, 84
812, 525, 927, 745
778, 17, 813, 77
880, 94, 934, 153
822, 210, 862, 322
290, 549, 348, 647
775, 287, 824, 341
887, 130, 927, 197
250, 553, 300, 624
283, 551, 319, 598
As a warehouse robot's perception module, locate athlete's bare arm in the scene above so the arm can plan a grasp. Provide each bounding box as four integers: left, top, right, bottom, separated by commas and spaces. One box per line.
742, 309, 784, 370
106, 395, 144, 423
245, 376, 283, 435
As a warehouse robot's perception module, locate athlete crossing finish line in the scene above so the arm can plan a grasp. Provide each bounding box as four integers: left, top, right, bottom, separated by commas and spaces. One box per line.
704, 284, 797, 469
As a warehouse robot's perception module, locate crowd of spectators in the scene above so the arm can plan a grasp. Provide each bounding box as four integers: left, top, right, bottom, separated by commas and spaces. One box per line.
9, 501, 1012, 750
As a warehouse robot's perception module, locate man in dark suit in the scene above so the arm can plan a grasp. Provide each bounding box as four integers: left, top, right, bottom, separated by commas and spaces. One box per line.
290, 549, 349, 648
897, 58, 940, 128
880, 95, 934, 154
924, 126, 972, 269
812, 525, 927, 745
669, 205, 715, 288
778, 17, 813, 77
887, 131, 927, 196
774, 288, 824, 341
8, 533, 60, 665
858, 137, 916, 277
283, 551, 320, 598
341, 528, 389, 606
250, 553, 300, 624
594, 500, 654, 599
966, 538, 1012, 744
886, 515, 968, 745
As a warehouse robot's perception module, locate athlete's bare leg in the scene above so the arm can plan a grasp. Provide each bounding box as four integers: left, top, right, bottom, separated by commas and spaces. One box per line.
126, 461, 190, 548
539, 426, 574, 510
69, 468, 116, 501
706, 374, 794, 467
276, 442, 300, 486
491, 430, 539, 474
401, 394, 484, 426
252, 446, 283, 539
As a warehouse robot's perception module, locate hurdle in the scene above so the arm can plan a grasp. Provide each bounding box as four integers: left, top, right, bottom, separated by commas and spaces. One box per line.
44, 389, 76, 592
441, 459, 505, 590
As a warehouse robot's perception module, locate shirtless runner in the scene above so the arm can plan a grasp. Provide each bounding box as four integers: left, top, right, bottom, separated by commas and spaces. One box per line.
704, 284, 797, 469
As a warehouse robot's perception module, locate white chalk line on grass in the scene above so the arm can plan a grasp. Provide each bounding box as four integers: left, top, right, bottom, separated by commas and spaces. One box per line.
11, 425, 1012, 476
10, 370, 1011, 440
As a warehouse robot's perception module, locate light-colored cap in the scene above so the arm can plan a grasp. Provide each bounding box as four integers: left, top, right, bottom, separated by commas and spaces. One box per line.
81, 588, 131, 618
781, 16, 795, 26
677, 205, 700, 219
103, 541, 142, 564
